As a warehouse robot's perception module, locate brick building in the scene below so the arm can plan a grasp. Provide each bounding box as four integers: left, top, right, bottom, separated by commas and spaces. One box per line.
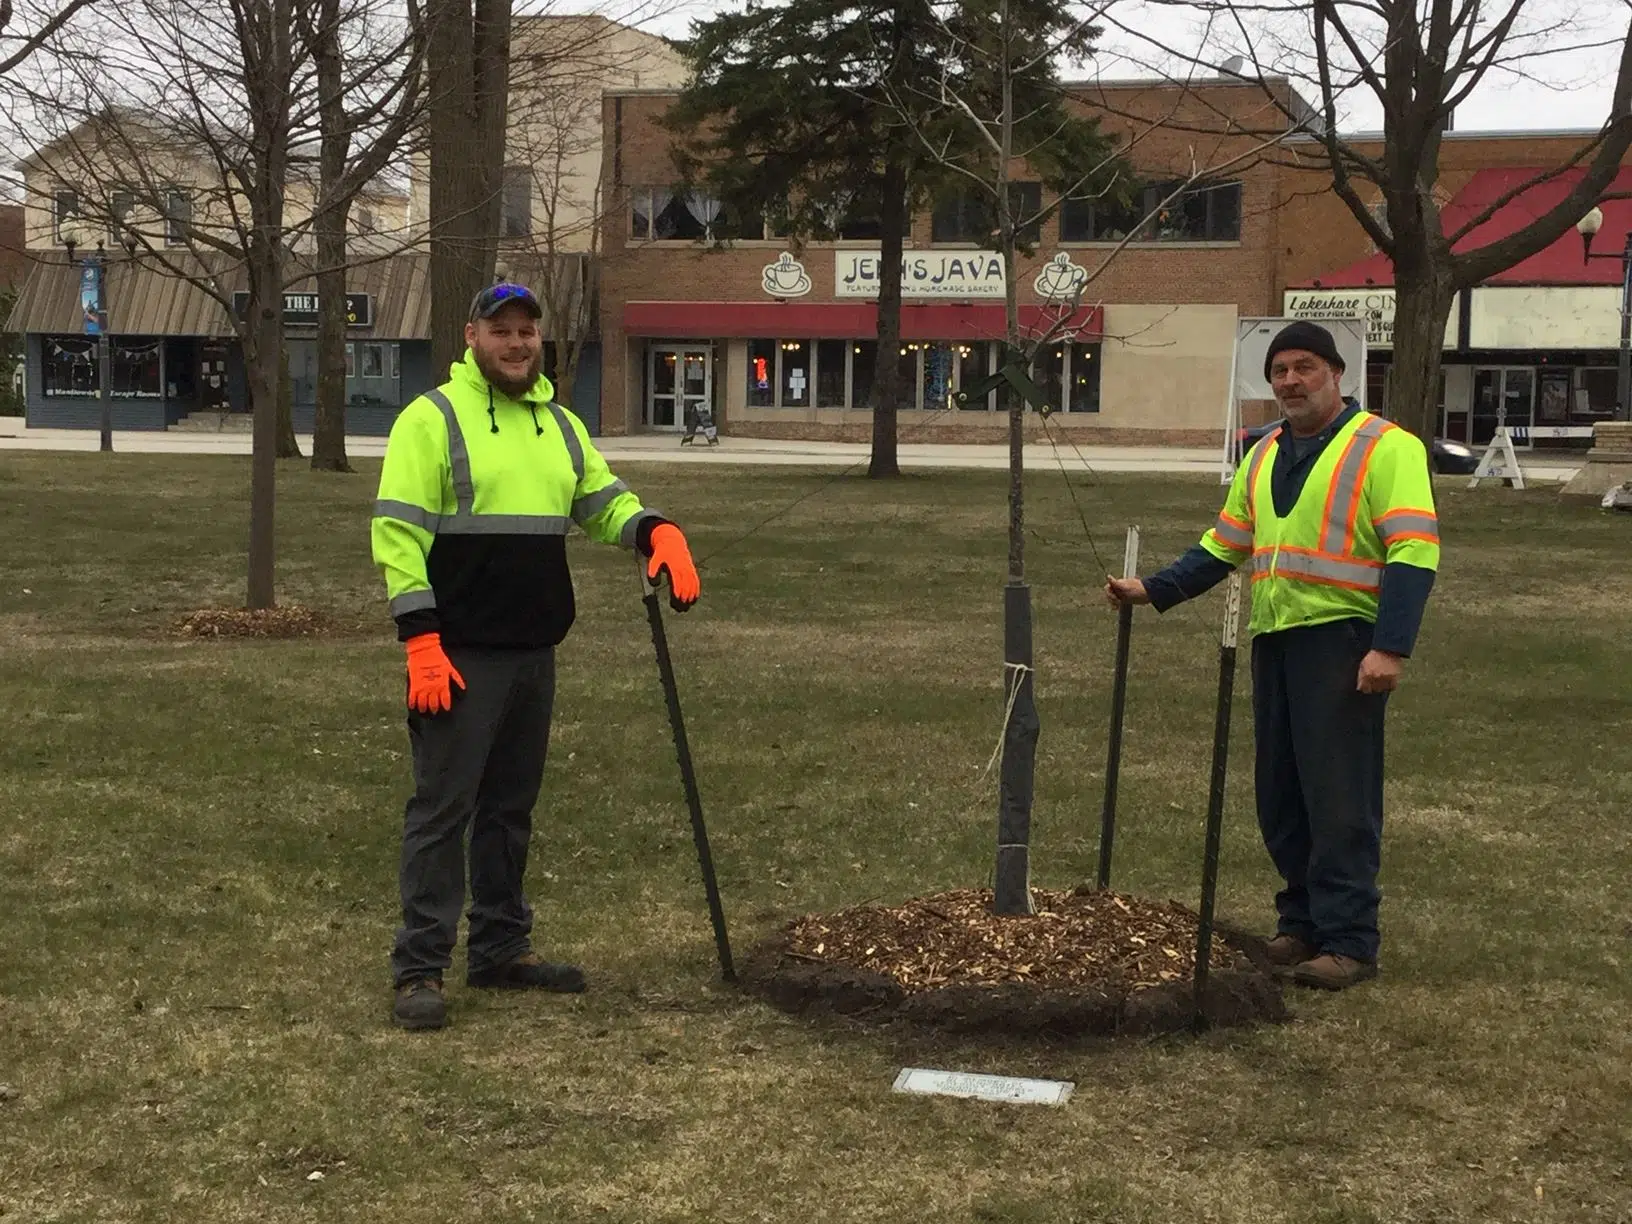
599, 77, 1632, 447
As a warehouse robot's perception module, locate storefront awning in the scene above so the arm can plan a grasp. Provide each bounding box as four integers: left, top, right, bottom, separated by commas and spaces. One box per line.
1296, 167, 1632, 289
622, 300, 1104, 342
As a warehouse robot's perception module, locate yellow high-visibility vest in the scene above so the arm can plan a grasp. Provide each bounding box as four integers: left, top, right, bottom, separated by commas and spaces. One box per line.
1199, 411, 1439, 636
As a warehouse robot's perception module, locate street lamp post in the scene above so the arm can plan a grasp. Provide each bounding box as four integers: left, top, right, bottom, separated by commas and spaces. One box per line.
1577, 206, 1632, 424
61, 221, 113, 452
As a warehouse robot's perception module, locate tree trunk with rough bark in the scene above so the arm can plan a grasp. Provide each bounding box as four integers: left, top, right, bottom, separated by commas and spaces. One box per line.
310, 0, 352, 473
868, 154, 908, 478
1384, 265, 1457, 441
428, 0, 511, 376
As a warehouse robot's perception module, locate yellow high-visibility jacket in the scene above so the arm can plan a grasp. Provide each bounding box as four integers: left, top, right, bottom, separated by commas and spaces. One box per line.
1200, 410, 1439, 637
371, 351, 662, 648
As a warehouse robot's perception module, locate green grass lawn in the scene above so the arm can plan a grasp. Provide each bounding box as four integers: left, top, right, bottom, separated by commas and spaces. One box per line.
1, 452, 1628, 1223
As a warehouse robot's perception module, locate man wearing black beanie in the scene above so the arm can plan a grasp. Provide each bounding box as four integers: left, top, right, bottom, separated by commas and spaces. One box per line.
1103, 320, 1439, 992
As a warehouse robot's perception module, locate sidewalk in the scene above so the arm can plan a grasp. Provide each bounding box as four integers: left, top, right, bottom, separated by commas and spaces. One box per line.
0, 422, 1582, 480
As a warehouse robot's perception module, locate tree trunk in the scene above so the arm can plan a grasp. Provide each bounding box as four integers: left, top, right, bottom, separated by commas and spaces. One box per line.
310, 0, 352, 473
990, 7, 1034, 917
868, 154, 908, 478
245, 280, 283, 610
428, 0, 511, 377
276, 340, 301, 458
1385, 265, 1457, 443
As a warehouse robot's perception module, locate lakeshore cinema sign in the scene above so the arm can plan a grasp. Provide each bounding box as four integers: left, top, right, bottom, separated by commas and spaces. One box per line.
1282, 288, 1397, 348
836, 250, 1006, 299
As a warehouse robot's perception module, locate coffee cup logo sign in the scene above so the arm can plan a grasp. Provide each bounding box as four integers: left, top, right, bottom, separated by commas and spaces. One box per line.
1282, 289, 1395, 348
1033, 252, 1088, 302
762, 252, 812, 299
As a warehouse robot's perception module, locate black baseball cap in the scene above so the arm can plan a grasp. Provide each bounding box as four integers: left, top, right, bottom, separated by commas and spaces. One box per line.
469, 281, 543, 321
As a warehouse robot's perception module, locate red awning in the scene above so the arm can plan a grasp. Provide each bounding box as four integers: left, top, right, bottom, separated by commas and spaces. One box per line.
622, 300, 1104, 341
1294, 166, 1632, 289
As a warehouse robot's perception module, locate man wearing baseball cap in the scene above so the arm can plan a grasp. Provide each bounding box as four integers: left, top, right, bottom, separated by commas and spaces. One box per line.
371, 281, 702, 1029
1104, 320, 1439, 991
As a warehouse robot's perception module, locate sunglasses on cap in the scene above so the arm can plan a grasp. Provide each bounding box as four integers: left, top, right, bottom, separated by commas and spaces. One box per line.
469, 282, 543, 321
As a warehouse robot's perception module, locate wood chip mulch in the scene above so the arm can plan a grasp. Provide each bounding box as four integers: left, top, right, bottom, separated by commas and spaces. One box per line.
177, 605, 331, 639
782, 887, 1241, 994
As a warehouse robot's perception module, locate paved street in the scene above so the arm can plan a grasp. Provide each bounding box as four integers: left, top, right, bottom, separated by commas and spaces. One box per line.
0, 422, 1583, 481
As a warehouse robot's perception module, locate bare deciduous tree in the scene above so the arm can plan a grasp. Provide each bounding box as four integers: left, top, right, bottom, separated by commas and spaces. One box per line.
1096, 0, 1632, 440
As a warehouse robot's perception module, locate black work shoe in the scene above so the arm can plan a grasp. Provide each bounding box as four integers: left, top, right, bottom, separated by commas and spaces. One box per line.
467, 952, 587, 993
393, 977, 447, 1030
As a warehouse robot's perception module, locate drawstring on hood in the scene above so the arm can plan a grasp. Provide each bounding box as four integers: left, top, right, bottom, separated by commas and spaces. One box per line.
456, 349, 556, 438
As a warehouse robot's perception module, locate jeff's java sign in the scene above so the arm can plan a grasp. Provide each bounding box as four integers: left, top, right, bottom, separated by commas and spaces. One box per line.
836, 251, 1006, 299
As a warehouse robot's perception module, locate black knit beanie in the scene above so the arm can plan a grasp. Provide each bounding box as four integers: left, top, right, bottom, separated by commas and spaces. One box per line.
1263, 321, 1346, 381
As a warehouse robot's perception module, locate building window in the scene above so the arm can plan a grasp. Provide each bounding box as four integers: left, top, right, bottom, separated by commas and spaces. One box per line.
629, 187, 755, 241
781, 340, 810, 406
111, 337, 162, 397
54, 189, 78, 242
1066, 342, 1101, 413
1062, 179, 1241, 243
42, 337, 95, 395
355, 205, 377, 236
958, 342, 991, 410
110, 189, 135, 245
345, 343, 355, 378
747, 339, 776, 407
899, 344, 920, 409
1035, 342, 1066, 412
361, 344, 384, 378
501, 166, 530, 238
922, 343, 955, 413
816, 339, 847, 407
818, 191, 882, 241
390, 343, 401, 380
164, 189, 191, 246
931, 183, 1041, 245
851, 340, 876, 409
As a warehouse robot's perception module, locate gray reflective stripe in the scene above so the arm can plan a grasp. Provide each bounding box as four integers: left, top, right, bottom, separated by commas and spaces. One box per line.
1254, 549, 1382, 591
373, 499, 442, 532
424, 388, 474, 514
547, 403, 586, 484
439, 514, 572, 536
1209, 516, 1252, 550
1318, 417, 1390, 555
572, 479, 630, 524
390, 589, 437, 615
622, 508, 662, 549
1374, 512, 1439, 542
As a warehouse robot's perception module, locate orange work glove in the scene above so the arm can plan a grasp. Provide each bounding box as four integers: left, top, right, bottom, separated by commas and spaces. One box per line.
404, 632, 465, 715
647, 523, 700, 612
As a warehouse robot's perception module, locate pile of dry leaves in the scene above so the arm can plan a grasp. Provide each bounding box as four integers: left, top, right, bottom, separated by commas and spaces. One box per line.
782, 887, 1240, 994
177, 605, 331, 639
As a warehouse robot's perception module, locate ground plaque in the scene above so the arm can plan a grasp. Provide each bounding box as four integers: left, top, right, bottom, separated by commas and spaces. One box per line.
892, 1068, 1073, 1106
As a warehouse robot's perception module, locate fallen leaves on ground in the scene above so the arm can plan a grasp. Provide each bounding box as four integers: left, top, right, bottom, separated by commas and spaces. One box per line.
177, 605, 331, 639
783, 888, 1242, 993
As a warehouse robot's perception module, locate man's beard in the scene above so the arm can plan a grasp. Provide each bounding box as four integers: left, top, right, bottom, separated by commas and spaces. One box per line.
474, 347, 542, 399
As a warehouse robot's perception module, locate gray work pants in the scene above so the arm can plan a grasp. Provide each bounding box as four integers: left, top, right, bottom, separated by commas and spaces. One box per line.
391, 647, 554, 987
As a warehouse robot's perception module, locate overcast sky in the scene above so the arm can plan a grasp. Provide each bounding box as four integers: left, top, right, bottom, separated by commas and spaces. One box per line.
631, 0, 1628, 135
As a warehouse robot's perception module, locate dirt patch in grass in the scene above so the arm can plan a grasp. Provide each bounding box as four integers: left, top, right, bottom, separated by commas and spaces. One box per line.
175, 605, 366, 639
743, 888, 1287, 1038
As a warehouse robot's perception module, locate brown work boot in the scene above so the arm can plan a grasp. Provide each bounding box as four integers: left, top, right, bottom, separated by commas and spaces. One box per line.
1292, 953, 1378, 991
1264, 934, 1319, 968
467, 952, 586, 993
392, 977, 447, 1030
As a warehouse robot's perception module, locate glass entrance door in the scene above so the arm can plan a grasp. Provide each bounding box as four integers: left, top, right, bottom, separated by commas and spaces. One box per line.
648, 344, 711, 431
1471, 367, 1534, 446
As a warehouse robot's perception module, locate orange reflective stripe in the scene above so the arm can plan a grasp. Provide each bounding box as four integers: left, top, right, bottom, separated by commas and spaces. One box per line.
1245, 437, 1275, 520
1210, 511, 1252, 551
1252, 546, 1383, 593
1374, 508, 1439, 546
1318, 416, 1392, 556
